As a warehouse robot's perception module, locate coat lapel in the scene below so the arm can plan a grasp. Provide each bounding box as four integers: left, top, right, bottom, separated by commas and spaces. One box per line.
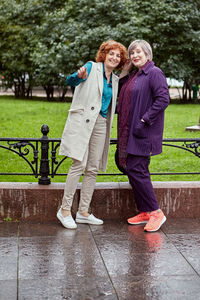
97, 63, 103, 99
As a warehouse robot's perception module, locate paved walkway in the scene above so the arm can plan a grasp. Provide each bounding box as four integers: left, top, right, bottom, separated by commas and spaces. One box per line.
1, 218, 200, 300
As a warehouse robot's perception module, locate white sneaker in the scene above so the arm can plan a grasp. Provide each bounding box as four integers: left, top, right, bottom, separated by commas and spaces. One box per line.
75, 212, 103, 225
57, 208, 77, 229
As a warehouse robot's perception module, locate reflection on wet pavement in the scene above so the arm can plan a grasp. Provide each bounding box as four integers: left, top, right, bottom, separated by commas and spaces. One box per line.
0, 219, 200, 299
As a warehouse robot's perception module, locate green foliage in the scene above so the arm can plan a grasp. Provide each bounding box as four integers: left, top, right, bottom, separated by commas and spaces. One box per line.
3, 217, 13, 222
0, 0, 200, 99
3, 217, 19, 222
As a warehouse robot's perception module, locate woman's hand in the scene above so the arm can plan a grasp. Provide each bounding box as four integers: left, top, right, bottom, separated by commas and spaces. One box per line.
123, 59, 133, 72
77, 66, 88, 79
119, 59, 133, 79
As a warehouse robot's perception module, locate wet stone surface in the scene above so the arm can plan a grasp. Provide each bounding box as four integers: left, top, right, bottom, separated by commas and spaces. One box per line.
0, 218, 200, 299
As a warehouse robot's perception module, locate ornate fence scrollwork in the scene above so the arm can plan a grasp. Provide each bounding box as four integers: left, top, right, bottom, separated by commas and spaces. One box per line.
0, 139, 39, 176
161, 138, 200, 158
185, 140, 200, 157
0, 126, 200, 184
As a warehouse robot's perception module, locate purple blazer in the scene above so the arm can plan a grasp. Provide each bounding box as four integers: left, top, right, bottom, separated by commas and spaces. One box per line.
126, 61, 169, 156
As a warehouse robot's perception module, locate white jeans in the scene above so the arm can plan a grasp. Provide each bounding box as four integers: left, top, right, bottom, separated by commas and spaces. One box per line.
61, 114, 107, 212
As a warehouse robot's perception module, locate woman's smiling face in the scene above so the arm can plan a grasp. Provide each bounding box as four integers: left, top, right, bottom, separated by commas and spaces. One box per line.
104, 49, 121, 70
129, 45, 147, 69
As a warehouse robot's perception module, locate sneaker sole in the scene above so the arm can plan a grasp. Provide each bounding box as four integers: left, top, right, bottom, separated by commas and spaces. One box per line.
144, 216, 167, 232
127, 220, 149, 225
57, 214, 77, 229
76, 219, 103, 225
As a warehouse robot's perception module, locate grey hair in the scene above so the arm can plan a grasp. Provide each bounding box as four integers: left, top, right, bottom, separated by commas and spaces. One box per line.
128, 40, 153, 61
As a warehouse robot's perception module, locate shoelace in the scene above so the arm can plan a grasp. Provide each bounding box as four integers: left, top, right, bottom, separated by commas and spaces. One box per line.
138, 214, 145, 219
148, 213, 158, 224
138, 213, 148, 218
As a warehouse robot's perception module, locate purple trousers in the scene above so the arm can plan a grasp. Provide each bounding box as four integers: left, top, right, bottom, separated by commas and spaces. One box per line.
126, 154, 159, 212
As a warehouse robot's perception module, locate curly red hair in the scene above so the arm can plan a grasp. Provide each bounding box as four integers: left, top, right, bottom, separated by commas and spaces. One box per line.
95, 40, 127, 69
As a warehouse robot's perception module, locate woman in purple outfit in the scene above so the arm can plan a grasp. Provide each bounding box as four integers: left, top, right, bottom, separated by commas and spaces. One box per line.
117, 40, 169, 232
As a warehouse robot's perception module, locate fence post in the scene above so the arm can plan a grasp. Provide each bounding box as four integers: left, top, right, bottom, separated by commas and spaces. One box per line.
38, 124, 51, 184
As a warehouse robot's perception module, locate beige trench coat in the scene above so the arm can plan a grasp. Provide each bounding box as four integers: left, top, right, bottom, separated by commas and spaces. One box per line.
59, 62, 119, 172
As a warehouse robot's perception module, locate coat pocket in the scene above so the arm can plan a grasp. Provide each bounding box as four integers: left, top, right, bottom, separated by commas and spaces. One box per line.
132, 120, 149, 138
67, 108, 84, 135
68, 108, 84, 114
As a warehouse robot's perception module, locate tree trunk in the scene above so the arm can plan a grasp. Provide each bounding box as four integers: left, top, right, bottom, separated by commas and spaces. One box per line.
44, 86, 54, 101
13, 77, 27, 98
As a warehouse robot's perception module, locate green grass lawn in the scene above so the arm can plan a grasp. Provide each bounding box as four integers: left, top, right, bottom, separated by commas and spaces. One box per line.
0, 95, 200, 182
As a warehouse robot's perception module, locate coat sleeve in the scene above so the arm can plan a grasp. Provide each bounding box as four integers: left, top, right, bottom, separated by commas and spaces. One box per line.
142, 68, 170, 125
66, 62, 93, 86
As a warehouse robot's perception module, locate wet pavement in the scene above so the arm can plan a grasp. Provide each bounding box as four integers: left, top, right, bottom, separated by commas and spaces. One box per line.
0, 218, 200, 300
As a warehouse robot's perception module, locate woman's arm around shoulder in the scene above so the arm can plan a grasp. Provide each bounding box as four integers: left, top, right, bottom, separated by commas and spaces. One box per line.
119, 58, 133, 79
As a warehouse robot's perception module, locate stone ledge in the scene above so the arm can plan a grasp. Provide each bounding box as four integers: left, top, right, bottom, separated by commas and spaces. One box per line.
0, 181, 200, 223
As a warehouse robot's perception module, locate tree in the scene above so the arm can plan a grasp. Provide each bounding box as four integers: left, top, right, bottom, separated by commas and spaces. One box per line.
126, 0, 200, 100
31, 0, 137, 99
0, 0, 66, 99
0, 0, 200, 100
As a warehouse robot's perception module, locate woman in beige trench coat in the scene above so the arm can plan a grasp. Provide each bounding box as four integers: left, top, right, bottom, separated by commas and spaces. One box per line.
57, 40, 127, 229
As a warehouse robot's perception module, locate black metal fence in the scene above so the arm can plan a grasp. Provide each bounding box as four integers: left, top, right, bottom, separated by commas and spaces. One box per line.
0, 124, 200, 184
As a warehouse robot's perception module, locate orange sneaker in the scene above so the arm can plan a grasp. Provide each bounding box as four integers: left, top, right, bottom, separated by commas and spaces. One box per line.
127, 212, 150, 225
144, 210, 166, 232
